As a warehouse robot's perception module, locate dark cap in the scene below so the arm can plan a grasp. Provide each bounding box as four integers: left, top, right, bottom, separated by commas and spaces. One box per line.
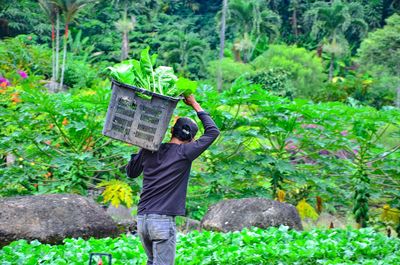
172, 117, 199, 141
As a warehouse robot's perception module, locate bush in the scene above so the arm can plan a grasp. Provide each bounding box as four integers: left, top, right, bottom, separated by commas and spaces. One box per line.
0, 78, 137, 198
0, 35, 52, 78
252, 44, 326, 99
207, 58, 254, 87
247, 68, 294, 98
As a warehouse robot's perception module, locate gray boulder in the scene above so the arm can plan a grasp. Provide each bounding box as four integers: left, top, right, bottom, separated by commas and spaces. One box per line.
106, 205, 137, 235
201, 198, 303, 232
178, 218, 201, 233
0, 194, 119, 247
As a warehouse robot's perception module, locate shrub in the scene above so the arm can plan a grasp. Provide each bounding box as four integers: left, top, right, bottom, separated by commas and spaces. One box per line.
252, 44, 326, 99
207, 58, 254, 87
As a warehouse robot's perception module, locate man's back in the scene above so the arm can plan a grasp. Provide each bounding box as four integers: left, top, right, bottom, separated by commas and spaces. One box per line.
127, 111, 220, 216
139, 143, 192, 216
126, 96, 219, 265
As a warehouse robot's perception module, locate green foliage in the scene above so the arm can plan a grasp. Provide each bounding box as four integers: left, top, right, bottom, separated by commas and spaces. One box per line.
0, 35, 52, 77
357, 14, 400, 107
358, 14, 400, 76
252, 44, 326, 98
0, 1, 49, 40
0, 78, 137, 197
0, 35, 101, 89
180, 77, 400, 222
304, 0, 368, 45
107, 47, 196, 97
1, 227, 400, 264
158, 30, 209, 78
247, 68, 293, 98
227, 0, 281, 40
207, 58, 254, 86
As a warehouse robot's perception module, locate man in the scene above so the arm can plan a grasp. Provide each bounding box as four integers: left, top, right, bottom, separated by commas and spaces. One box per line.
126, 95, 220, 265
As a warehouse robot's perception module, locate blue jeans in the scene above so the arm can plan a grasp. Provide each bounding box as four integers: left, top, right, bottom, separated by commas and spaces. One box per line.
137, 214, 176, 265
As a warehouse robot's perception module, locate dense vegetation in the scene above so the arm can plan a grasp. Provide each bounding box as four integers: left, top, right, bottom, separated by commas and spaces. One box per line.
0, 0, 399, 256
1, 227, 399, 264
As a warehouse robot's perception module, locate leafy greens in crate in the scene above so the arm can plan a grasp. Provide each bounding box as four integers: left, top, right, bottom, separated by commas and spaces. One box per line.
107, 47, 197, 98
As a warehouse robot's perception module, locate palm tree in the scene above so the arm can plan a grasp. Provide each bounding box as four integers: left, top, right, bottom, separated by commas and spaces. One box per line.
51, 0, 94, 90
218, 0, 228, 91
39, 0, 60, 85
160, 31, 207, 77
115, 10, 136, 60
288, 0, 313, 40
226, 0, 281, 62
304, 0, 367, 80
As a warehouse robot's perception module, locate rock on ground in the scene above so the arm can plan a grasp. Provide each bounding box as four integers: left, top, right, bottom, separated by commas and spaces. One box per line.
201, 198, 303, 232
0, 194, 119, 247
178, 218, 201, 233
106, 205, 137, 235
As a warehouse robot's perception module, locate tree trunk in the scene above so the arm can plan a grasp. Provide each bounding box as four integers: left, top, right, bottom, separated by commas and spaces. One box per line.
217, 0, 228, 92
59, 23, 69, 90
121, 31, 129, 60
329, 53, 335, 81
232, 46, 242, 62
292, 6, 299, 38
51, 22, 55, 82
396, 86, 400, 108
55, 11, 60, 82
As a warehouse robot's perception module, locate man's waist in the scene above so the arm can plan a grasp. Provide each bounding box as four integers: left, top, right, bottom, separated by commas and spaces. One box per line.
137, 213, 175, 221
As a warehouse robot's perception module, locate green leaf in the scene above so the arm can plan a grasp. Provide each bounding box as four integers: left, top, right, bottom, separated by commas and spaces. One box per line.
175, 77, 198, 97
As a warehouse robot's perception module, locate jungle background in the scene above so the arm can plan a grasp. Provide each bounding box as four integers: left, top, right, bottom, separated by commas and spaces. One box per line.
1, 0, 400, 236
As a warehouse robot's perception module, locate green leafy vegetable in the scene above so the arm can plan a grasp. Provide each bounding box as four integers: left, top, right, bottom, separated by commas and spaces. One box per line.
107, 47, 197, 98
175, 77, 198, 97
1, 227, 400, 264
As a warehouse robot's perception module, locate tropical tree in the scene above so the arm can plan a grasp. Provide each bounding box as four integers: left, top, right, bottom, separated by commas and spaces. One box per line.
159, 31, 208, 77
115, 10, 136, 60
217, 0, 228, 91
39, 0, 60, 85
0, 1, 48, 39
357, 14, 400, 107
304, 0, 368, 80
51, 0, 94, 90
227, 0, 281, 62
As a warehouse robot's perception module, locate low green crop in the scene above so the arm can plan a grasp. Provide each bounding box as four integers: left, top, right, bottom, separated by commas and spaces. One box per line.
1, 227, 399, 265
107, 47, 197, 98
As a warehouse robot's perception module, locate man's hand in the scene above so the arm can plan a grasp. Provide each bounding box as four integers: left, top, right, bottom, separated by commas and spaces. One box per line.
184, 95, 203, 112
183, 95, 197, 106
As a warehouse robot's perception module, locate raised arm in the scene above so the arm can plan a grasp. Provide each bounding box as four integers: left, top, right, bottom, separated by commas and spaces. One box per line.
183, 95, 220, 161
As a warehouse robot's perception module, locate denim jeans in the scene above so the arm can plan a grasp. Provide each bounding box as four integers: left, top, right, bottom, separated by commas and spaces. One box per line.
137, 214, 176, 265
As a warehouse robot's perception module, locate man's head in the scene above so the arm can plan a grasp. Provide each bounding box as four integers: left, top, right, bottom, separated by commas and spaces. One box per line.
171, 117, 199, 143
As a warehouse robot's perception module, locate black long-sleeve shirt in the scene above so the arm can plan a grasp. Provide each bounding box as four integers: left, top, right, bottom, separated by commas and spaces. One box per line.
126, 111, 220, 216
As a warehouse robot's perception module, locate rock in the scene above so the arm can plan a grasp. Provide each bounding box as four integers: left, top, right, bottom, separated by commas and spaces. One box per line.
178, 218, 201, 233
115, 219, 137, 235
106, 205, 135, 221
302, 212, 358, 231
106, 205, 137, 235
315, 213, 345, 229
0, 194, 119, 247
201, 198, 303, 232
44, 80, 68, 93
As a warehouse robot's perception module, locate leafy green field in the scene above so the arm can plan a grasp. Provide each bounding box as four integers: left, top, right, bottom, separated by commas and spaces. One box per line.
1, 227, 399, 265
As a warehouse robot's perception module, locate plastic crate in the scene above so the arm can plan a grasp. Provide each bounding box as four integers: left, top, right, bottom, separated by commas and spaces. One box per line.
102, 80, 180, 151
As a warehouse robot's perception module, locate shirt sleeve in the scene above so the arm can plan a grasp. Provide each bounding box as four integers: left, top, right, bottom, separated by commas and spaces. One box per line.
126, 150, 144, 178
183, 111, 220, 161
